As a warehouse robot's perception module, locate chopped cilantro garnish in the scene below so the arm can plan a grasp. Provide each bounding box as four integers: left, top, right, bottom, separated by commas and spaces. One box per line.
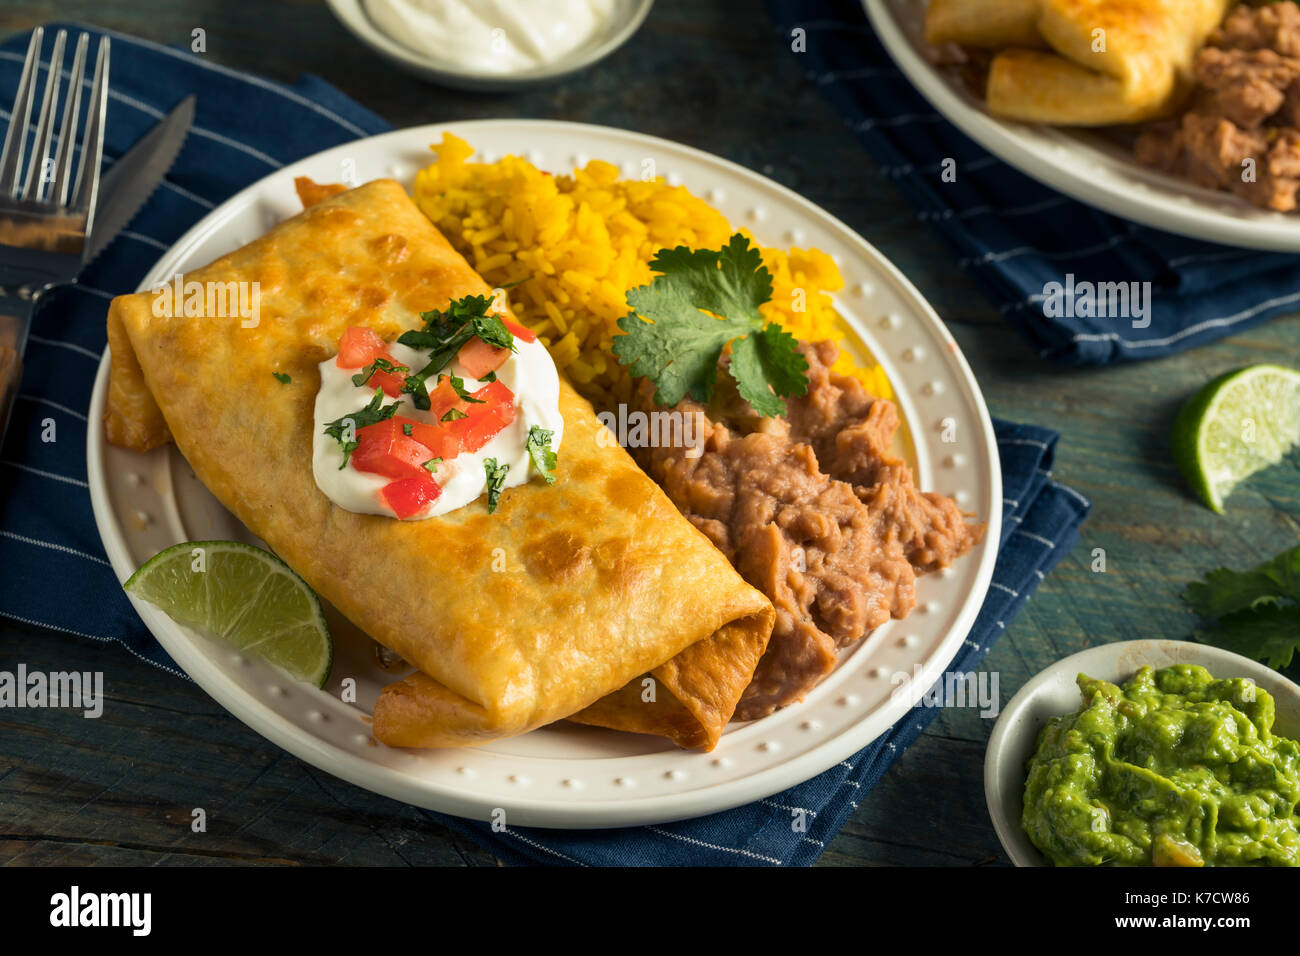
395, 294, 516, 410
423, 457, 442, 474
322, 388, 401, 469
482, 370, 497, 383
483, 458, 509, 513
470, 312, 514, 351
272, 371, 291, 384
441, 373, 485, 404
441, 408, 468, 423
526, 425, 558, 485
402, 423, 414, 436
612, 233, 808, 417
351, 356, 409, 388
1183, 544, 1300, 670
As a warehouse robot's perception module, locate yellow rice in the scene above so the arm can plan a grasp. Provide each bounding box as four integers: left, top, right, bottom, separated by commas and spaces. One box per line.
413, 133, 891, 411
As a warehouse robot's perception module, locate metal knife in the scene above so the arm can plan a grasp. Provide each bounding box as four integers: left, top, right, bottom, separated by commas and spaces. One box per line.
84, 93, 195, 262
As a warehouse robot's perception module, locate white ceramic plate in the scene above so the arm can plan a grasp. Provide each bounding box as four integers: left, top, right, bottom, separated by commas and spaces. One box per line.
867, 0, 1300, 252
985, 639, 1300, 866
86, 119, 1001, 828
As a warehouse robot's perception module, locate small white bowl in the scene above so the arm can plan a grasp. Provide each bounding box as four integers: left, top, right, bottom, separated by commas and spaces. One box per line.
985, 639, 1300, 867
326, 0, 654, 92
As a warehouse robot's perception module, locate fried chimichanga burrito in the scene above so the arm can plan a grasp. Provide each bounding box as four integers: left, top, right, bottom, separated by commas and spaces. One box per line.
105, 178, 774, 750
927, 0, 1231, 126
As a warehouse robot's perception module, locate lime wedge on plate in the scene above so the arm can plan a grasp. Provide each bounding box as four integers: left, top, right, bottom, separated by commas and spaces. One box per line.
1171, 364, 1300, 513
124, 540, 332, 687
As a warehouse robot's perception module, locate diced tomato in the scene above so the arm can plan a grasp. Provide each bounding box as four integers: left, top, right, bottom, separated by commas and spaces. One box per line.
396, 416, 462, 461
502, 317, 537, 343
446, 380, 517, 453
337, 326, 407, 396
336, 326, 388, 369
456, 335, 510, 380
425, 376, 469, 421
381, 475, 441, 519
470, 380, 517, 421
448, 413, 507, 454
351, 419, 434, 481
367, 365, 408, 398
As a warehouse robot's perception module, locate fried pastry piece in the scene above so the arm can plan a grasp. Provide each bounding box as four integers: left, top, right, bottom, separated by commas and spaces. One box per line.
928, 0, 1233, 125
106, 179, 773, 750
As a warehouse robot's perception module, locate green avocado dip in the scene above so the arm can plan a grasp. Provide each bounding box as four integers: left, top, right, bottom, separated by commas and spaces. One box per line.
1022, 664, 1300, 867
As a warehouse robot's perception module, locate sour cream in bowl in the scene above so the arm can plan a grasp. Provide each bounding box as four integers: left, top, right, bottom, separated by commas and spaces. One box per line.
326, 0, 654, 90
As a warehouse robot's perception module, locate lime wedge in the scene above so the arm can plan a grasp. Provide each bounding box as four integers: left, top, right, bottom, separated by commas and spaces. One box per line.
1171, 364, 1300, 513
125, 540, 332, 687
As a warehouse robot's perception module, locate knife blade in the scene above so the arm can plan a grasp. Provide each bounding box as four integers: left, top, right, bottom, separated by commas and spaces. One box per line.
84, 93, 195, 262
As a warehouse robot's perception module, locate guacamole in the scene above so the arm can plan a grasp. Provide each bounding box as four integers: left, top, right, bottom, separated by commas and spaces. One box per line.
1022, 664, 1300, 867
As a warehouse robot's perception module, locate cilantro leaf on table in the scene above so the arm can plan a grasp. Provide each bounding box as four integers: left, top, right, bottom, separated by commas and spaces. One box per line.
1183, 544, 1300, 671
1197, 604, 1300, 671
322, 388, 402, 469
1183, 545, 1300, 618
613, 234, 808, 415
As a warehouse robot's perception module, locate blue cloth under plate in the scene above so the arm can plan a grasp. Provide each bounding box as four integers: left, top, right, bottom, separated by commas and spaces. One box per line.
765, 0, 1300, 365
0, 24, 1089, 866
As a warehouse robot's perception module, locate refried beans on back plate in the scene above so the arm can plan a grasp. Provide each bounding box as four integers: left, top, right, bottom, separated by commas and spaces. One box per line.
1135, 2, 1300, 211
637, 340, 985, 721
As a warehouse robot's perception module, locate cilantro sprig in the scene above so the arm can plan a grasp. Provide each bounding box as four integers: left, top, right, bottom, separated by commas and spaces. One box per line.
526, 426, 558, 485
322, 388, 402, 469
396, 294, 515, 408
1183, 544, 1300, 670
613, 234, 808, 417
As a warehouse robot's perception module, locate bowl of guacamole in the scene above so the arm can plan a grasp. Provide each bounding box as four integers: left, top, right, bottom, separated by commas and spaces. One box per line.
986, 640, 1300, 867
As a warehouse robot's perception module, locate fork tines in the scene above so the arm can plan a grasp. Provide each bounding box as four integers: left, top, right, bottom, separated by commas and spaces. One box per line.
0, 27, 110, 219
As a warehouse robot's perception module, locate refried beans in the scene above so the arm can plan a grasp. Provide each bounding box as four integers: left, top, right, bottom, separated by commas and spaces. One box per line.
637, 340, 985, 720
1136, 2, 1300, 211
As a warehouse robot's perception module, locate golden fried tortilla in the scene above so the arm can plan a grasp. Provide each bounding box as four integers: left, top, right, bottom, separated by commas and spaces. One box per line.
927, 0, 1232, 125
925, 0, 1045, 48
105, 179, 773, 750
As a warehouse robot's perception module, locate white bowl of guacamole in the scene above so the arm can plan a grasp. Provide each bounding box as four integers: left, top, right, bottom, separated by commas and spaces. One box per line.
986, 639, 1300, 867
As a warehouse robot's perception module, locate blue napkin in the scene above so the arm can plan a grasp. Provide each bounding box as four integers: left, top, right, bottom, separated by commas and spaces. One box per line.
764, 0, 1300, 366
0, 23, 390, 677
0, 24, 1089, 865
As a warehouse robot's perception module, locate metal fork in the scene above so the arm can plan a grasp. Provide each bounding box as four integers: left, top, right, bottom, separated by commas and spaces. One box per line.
0, 27, 110, 447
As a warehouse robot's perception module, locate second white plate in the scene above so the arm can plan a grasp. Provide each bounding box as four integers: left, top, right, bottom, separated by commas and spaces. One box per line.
87, 119, 1001, 828
868, 0, 1300, 252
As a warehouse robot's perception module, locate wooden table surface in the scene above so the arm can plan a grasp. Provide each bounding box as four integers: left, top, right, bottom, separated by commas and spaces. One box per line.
1, 0, 1297, 867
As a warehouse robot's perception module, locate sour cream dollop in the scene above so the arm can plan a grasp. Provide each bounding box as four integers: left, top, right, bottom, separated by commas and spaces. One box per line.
362, 0, 620, 74
312, 336, 564, 520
